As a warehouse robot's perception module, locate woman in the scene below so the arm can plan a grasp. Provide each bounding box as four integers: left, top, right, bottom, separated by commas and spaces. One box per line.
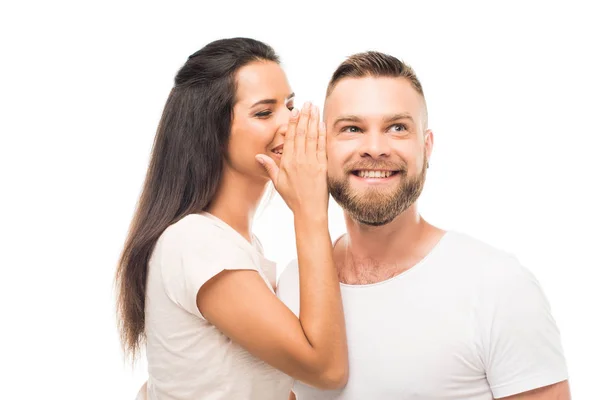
115, 37, 348, 399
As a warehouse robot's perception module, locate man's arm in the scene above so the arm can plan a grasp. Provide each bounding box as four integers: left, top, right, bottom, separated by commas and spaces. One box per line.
288, 391, 296, 400
498, 380, 570, 399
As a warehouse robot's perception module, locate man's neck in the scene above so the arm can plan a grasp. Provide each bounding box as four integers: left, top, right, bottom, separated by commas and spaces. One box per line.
335, 204, 445, 285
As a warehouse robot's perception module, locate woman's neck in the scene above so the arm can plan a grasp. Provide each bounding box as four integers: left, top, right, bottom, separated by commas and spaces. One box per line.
206, 166, 269, 243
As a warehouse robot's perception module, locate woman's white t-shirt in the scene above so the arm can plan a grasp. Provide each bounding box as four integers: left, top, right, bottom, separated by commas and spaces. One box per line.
144, 213, 293, 399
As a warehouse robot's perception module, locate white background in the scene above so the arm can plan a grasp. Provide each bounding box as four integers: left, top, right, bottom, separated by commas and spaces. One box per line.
1, 1, 598, 399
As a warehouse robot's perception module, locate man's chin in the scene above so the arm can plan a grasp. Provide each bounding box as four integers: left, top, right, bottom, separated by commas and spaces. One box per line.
348, 186, 399, 201
352, 214, 397, 227
337, 196, 401, 226
348, 193, 399, 209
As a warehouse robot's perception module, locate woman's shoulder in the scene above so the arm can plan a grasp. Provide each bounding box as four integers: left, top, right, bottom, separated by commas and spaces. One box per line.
158, 214, 227, 251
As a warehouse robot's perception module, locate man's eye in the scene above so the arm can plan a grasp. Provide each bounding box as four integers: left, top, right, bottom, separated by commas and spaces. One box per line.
390, 124, 407, 132
341, 126, 361, 133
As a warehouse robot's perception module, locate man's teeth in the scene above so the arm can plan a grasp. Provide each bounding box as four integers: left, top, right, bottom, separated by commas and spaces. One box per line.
358, 170, 393, 178
273, 149, 283, 155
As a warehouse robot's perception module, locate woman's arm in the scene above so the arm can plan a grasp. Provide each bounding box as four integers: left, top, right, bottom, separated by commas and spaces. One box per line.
198, 103, 348, 389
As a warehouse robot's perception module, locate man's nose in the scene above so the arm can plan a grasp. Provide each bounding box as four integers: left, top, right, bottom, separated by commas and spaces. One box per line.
359, 132, 391, 158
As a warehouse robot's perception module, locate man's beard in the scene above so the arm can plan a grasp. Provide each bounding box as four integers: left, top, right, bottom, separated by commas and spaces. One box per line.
327, 157, 427, 227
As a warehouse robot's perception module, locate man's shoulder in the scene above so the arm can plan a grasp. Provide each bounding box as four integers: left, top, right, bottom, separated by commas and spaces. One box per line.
444, 231, 540, 299
446, 231, 511, 258
444, 231, 522, 273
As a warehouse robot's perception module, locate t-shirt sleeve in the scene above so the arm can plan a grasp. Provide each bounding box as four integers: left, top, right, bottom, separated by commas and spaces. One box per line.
159, 223, 259, 319
477, 257, 569, 398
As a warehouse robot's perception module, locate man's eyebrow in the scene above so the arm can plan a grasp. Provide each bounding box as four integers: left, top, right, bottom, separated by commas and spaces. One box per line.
250, 92, 295, 108
333, 115, 362, 127
384, 113, 414, 123
333, 113, 414, 127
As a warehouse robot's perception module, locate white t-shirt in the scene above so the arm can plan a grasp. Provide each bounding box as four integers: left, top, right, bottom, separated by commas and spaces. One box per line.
277, 231, 568, 400
145, 213, 293, 400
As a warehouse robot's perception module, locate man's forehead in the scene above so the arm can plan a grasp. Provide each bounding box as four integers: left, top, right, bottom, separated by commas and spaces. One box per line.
324, 76, 424, 120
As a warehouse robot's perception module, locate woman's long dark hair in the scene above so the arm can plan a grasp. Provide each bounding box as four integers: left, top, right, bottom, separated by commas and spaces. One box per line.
116, 38, 279, 360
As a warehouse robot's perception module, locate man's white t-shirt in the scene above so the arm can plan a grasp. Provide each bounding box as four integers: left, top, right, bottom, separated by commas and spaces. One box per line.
277, 231, 568, 400
145, 213, 293, 400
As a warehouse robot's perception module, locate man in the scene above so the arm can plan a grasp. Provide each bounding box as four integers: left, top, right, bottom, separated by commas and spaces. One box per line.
277, 52, 570, 399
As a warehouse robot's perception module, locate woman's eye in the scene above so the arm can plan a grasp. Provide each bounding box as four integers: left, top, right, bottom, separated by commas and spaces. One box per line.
255, 110, 272, 118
